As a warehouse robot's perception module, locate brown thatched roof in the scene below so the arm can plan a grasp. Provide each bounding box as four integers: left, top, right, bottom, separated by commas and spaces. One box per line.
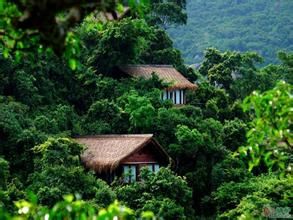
74, 134, 170, 173
120, 65, 197, 90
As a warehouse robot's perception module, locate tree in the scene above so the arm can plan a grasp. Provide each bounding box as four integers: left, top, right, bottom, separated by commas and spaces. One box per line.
170, 125, 204, 158
115, 167, 194, 219
259, 51, 293, 86
0, 157, 25, 212
27, 138, 116, 207
140, 28, 184, 66
82, 18, 152, 74
1, 197, 155, 220
78, 17, 188, 75
239, 81, 292, 173
199, 48, 262, 95
0, 0, 149, 55
146, 0, 187, 28
123, 90, 157, 133
154, 107, 192, 147
0, 157, 9, 209
84, 99, 124, 134
222, 119, 247, 151
167, 0, 293, 64
213, 174, 293, 219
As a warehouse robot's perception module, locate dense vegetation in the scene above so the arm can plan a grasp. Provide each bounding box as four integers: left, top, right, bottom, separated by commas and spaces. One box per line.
0, 0, 292, 219
167, 0, 293, 64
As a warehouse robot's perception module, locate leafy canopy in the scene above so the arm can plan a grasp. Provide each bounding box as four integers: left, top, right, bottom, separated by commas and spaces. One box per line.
239, 81, 292, 173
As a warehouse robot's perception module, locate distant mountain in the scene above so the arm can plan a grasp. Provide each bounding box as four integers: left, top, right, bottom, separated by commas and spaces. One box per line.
167, 0, 293, 64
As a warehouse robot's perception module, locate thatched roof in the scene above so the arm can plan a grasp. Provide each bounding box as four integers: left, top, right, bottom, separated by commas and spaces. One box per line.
74, 134, 170, 173
120, 65, 197, 90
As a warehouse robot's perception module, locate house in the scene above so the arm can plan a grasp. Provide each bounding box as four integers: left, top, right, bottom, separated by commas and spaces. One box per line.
119, 65, 197, 105
75, 134, 171, 183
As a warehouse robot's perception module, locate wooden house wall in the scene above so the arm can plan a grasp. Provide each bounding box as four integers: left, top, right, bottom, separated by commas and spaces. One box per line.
121, 143, 160, 164
97, 141, 169, 183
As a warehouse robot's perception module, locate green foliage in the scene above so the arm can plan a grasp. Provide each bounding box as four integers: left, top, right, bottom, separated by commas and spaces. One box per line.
0, 158, 25, 212
239, 81, 292, 172
0, 0, 151, 60
0, 196, 155, 220
32, 138, 83, 167
0, 100, 42, 177
0, 3, 292, 217
146, 0, 187, 28
0, 157, 9, 190
1, 44, 290, 218
0, 157, 11, 210
140, 28, 184, 66
115, 167, 194, 219
259, 51, 293, 86
211, 154, 252, 190
213, 174, 293, 219
154, 107, 192, 147
84, 99, 123, 134
142, 198, 185, 219
79, 18, 188, 76
83, 19, 152, 74
124, 90, 156, 132
199, 48, 262, 95
223, 119, 247, 151
187, 81, 235, 121
27, 138, 116, 207
0, 101, 23, 149
171, 125, 203, 157
168, 0, 293, 64
51, 105, 81, 133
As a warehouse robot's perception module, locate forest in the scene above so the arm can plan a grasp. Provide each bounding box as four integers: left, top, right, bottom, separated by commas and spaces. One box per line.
167, 0, 293, 65
0, 0, 292, 219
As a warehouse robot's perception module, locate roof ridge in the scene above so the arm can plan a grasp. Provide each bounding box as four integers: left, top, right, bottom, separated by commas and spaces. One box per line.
74, 134, 153, 139
118, 65, 197, 90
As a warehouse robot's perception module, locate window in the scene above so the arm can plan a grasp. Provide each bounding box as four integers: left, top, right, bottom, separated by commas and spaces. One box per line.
162, 91, 168, 100
123, 166, 129, 183
161, 90, 186, 105
123, 165, 136, 183
173, 91, 176, 104
169, 91, 173, 100
123, 164, 160, 183
180, 89, 185, 104
147, 164, 153, 172
176, 90, 180, 104
154, 164, 160, 173
146, 164, 160, 173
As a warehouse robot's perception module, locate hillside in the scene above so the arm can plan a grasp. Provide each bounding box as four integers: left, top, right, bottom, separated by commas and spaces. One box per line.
167, 0, 293, 64
0, 1, 292, 219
